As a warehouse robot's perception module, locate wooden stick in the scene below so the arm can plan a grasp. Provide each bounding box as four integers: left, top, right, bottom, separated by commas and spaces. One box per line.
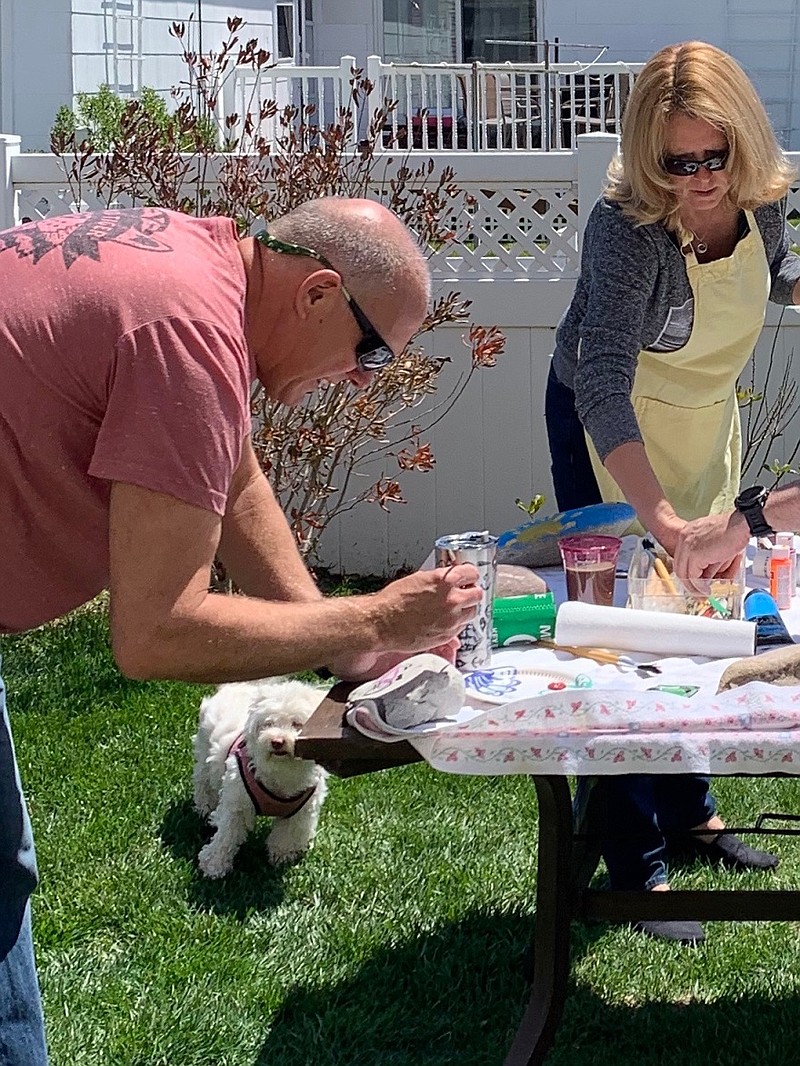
653, 555, 679, 596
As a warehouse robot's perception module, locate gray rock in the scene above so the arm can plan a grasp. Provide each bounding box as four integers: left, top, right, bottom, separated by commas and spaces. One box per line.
495, 564, 547, 598
717, 645, 800, 691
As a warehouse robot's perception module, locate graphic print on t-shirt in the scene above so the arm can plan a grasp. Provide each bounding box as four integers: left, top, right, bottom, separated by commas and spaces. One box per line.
0, 207, 173, 268
647, 298, 694, 352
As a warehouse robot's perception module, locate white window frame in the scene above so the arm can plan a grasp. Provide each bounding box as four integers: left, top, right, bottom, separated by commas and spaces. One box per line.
276, 1, 296, 64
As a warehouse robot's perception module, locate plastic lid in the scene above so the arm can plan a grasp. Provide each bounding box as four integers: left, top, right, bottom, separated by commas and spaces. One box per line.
772, 545, 791, 560
776, 532, 794, 547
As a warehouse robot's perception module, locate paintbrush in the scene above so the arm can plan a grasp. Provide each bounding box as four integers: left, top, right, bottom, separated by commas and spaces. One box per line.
642, 537, 679, 595
537, 638, 661, 676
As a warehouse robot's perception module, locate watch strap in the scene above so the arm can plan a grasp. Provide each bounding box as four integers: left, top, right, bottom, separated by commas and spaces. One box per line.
735, 489, 774, 537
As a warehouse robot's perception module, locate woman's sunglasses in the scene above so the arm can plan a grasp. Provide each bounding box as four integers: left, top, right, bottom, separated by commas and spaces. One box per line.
662, 151, 729, 177
255, 231, 395, 372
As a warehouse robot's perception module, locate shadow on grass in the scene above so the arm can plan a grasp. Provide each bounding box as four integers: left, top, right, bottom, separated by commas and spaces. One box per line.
253, 907, 800, 1066
252, 913, 610, 1066
544, 985, 800, 1066
159, 797, 291, 918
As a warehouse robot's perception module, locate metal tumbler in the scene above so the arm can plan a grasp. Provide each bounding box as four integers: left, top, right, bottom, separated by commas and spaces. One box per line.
434, 531, 498, 670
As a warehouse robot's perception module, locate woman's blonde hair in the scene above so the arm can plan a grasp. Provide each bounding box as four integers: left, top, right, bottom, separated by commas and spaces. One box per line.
607, 41, 795, 228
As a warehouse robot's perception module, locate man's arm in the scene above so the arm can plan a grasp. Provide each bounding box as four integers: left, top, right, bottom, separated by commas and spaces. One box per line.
216, 440, 321, 602
215, 442, 457, 679
108, 482, 481, 684
672, 478, 800, 582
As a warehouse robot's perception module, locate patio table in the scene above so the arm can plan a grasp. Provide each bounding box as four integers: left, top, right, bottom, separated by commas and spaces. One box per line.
296, 560, 800, 1065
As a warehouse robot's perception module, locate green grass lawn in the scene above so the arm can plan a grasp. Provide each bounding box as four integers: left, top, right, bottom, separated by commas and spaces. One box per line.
5, 604, 800, 1065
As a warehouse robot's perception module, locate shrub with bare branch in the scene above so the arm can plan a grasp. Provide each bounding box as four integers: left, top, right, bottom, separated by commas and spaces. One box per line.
738, 306, 800, 485
51, 15, 503, 560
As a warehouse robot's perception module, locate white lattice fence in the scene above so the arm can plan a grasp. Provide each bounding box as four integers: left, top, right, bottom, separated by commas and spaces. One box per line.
16, 185, 134, 223
431, 182, 579, 278
785, 173, 800, 244
5, 148, 585, 282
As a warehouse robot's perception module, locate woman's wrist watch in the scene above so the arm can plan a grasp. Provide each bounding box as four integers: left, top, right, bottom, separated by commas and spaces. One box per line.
734, 484, 775, 537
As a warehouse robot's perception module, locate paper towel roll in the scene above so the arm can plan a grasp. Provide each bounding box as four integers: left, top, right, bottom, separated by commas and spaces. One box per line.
555, 601, 756, 659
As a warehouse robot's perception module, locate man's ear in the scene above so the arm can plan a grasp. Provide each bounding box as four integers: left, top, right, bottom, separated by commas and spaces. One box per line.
295, 268, 341, 319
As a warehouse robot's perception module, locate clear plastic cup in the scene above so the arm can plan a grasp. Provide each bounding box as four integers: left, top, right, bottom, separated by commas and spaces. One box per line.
558, 534, 621, 607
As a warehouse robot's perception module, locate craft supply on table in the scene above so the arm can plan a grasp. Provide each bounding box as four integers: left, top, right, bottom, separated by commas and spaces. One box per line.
435, 530, 497, 670
752, 534, 800, 588
770, 542, 794, 609
535, 637, 661, 675
492, 592, 556, 646
494, 563, 547, 597
558, 534, 621, 607
775, 533, 796, 599
627, 537, 743, 618
751, 545, 772, 579
462, 664, 592, 705
555, 600, 756, 659
345, 653, 477, 739
743, 588, 796, 648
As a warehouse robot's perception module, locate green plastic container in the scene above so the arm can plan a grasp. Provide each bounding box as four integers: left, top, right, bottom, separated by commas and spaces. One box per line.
492, 592, 556, 647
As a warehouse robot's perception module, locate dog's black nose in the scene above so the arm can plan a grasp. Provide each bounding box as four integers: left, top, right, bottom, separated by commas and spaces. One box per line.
271, 738, 286, 752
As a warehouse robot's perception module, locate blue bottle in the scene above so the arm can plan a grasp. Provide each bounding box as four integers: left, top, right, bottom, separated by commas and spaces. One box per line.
743, 589, 795, 647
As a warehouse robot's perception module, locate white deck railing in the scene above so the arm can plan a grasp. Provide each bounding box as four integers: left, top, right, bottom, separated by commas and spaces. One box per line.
224, 56, 643, 153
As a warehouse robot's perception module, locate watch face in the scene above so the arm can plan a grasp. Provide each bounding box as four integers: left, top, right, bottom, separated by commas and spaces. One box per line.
737, 485, 766, 508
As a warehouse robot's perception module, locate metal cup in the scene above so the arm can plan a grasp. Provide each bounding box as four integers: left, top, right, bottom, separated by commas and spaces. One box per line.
434, 531, 498, 670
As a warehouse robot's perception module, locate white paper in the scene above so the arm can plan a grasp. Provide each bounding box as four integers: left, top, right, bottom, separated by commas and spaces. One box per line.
555, 601, 756, 659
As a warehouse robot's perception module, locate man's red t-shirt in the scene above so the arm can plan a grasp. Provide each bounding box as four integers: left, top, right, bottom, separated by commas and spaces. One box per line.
0, 207, 254, 633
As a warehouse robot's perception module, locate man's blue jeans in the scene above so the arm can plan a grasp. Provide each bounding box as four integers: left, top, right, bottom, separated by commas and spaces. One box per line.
0, 659, 49, 1065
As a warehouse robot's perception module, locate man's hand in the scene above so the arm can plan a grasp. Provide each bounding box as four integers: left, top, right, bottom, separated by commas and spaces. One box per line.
330, 638, 460, 684
672, 510, 750, 588
372, 564, 482, 649
326, 566, 481, 681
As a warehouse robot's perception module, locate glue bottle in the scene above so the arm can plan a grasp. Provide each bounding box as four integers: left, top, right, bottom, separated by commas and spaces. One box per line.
744, 589, 795, 647
769, 544, 793, 611
776, 533, 796, 599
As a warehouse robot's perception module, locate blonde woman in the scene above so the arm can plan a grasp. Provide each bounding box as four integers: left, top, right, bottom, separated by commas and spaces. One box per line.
545, 41, 797, 943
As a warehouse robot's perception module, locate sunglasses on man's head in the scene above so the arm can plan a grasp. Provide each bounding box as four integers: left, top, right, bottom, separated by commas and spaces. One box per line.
662, 150, 729, 177
255, 231, 395, 373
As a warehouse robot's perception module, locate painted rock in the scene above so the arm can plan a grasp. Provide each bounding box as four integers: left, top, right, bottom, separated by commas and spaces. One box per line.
497, 502, 636, 568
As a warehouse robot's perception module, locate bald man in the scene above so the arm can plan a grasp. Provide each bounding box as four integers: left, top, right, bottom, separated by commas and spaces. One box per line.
0, 198, 481, 1063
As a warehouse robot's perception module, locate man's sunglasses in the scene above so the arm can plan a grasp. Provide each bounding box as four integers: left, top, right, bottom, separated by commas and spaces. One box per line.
255, 231, 395, 372
662, 151, 729, 177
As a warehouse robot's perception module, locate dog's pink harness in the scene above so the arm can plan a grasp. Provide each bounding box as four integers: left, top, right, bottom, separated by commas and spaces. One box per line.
228, 734, 317, 818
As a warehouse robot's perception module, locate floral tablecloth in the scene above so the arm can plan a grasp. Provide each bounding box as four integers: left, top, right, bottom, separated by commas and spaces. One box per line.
411, 679, 800, 776
410, 555, 800, 777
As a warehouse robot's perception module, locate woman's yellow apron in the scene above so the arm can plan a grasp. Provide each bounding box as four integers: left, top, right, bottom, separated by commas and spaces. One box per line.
587, 211, 771, 523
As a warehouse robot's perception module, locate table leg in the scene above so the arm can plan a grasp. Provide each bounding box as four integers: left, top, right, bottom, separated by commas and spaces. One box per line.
504, 776, 575, 1066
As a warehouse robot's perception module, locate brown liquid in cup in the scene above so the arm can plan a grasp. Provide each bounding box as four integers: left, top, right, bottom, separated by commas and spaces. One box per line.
565, 561, 616, 606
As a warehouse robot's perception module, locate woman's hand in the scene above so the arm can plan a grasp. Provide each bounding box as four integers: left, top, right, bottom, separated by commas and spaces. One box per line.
672, 511, 750, 588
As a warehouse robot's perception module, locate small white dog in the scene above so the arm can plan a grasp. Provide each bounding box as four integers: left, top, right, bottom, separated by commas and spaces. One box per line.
192, 677, 328, 878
